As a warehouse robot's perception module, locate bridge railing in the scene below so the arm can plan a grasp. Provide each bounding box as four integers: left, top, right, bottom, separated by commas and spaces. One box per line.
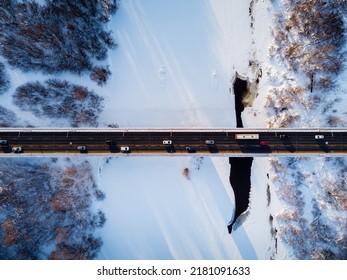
1, 127, 347, 133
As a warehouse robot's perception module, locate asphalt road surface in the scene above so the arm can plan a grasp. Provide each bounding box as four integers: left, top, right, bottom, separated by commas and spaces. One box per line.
0, 129, 346, 156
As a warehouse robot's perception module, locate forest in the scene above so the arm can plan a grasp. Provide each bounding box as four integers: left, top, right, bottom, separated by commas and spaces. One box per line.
0, 0, 117, 78
271, 0, 346, 90
266, 0, 347, 128
0, 158, 106, 260
0, 0, 118, 127
14, 79, 104, 126
0, 1, 116, 260
270, 157, 347, 259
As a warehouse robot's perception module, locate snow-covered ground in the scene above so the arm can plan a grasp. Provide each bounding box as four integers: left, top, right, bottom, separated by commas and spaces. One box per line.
98, 0, 254, 128
93, 157, 237, 259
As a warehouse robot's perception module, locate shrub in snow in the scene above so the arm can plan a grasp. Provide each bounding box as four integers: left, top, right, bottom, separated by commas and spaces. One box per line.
90, 66, 111, 86
108, 123, 119, 128
183, 167, 190, 179
13, 79, 104, 126
0, 62, 10, 95
0, 158, 105, 260
0, 0, 117, 75
327, 115, 345, 126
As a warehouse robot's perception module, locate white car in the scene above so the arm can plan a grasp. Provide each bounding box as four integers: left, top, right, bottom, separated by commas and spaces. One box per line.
163, 140, 172, 145
12, 147, 22, 153
77, 146, 87, 151
315, 135, 324, 139
120, 146, 130, 152
205, 140, 214, 145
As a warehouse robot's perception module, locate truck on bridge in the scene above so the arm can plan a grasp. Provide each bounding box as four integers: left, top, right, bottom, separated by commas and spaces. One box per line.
235, 134, 259, 140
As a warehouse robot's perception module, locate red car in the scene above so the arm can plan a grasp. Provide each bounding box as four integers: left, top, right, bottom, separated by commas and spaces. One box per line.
260, 140, 268, 146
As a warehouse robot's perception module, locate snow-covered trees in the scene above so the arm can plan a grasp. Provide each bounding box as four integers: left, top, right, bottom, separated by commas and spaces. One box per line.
0, 0, 117, 80
270, 157, 347, 259
0, 158, 105, 260
13, 79, 104, 126
265, 0, 347, 128
270, 0, 346, 90
0, 62, 10, 95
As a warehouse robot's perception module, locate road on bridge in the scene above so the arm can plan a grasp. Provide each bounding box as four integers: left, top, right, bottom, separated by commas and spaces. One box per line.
0, 129, 346, 156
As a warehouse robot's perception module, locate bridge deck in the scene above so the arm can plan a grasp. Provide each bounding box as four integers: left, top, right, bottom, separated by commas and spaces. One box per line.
1, 128, 346, 156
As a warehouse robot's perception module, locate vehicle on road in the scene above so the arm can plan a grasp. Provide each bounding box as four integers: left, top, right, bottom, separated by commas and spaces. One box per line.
0, 140, 8, 145
106, 140, 116, 145
279, 134, 289, 139
260, 140, 268, 146
120, 146, 130, 152
315, 135, 324, 139
163, 140, 172, 145
12, 147, 22, 153
205, 140, 215, 145
235, 134, 259, 140
77, 146, 87, 151
186, 146, 197, 153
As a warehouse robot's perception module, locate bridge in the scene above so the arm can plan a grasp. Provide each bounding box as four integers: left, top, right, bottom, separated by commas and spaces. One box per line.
0, 128, 346, 157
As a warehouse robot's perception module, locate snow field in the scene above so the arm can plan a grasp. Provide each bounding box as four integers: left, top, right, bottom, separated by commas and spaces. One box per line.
93, 156, 240, 259
98, 0, 256, 128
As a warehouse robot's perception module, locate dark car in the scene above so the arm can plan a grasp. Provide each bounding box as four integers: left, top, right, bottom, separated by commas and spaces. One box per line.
186, 146, 197, 153
279, 134, 289, 139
